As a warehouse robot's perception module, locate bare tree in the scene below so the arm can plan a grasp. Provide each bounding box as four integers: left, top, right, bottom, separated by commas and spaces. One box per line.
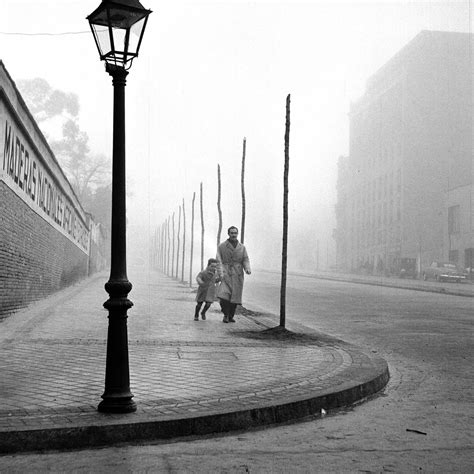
200, 182, 204, 271
217, 164, 222, 246
280, 94, 291, 328
172, 212, 176, 278
189, 192, 196, 287
241, 137, 247, 244
161, 224, 164, 271
154, 228, 158, 269
181, 199, 186, 283
159, 223, 164, 271
162, 222, 166, 272
167, 216, 171, 276
176, 206, 181, 278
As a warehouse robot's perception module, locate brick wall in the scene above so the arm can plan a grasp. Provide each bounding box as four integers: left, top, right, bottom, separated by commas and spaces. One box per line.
0, 181, 88, 318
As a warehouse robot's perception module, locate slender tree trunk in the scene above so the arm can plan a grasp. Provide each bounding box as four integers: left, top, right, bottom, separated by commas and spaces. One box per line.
217, 164, 222, 246
172, 212, 176, 278
280, 94, 291, 328
152, 229, 156, 269
176, 206, 181, 279
241, 137, 246, 244
189, 192, 196, 287
155, 227, 161, 270
162, 222, 166, 272
181, 199, 186, 283
200, 182, 204, 271
161, 222, 165, 272
167, 216, 171, 276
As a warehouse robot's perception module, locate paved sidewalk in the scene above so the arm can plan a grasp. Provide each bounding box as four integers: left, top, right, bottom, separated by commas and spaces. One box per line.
0, 268, 388, 454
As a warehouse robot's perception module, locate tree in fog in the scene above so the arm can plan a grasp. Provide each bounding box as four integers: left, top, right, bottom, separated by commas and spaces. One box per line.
280, 94, 291, 328
217, 165, 222, 246
189, 192, 196, 287
200, 182, 205, 271
171, 212, 176, 278
176, 206, 181, 278
167, 216, 171, 276
181, 199, 186, 283
240, 137, 247, 244
17, 78, 110, 208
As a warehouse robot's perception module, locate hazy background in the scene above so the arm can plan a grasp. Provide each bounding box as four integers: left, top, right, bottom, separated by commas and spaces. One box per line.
1, 0, 471, 272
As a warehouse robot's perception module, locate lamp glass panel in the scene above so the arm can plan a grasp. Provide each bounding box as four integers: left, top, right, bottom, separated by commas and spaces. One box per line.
91, 23, 112, 57
112, 26, 128, 54
127, 17, 147, 55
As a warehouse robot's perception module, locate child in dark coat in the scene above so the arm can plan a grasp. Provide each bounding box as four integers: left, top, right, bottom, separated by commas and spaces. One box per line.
194, 258, 220, 320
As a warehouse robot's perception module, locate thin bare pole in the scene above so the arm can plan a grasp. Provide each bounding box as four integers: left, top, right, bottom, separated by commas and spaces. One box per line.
241, 137, 246, 244
157, 224, 160, 270
159, 223, 162, 271
280, 94, 291, 328
181, 199, 186, 283
176, 206, 181, 278
189, 192, 196, 287
217, 164, 222, 246
200, 182, 204, 271
171, 212, 176, 278
162, 222, 166, 272
161, 222, 165, 272
167, 217, 171, 276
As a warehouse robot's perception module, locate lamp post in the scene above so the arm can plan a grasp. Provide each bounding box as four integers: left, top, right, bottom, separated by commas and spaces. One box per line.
87, 0, 151, 413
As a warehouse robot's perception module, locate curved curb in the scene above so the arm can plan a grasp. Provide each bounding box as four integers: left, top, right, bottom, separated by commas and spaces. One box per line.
0, 354, 389, 454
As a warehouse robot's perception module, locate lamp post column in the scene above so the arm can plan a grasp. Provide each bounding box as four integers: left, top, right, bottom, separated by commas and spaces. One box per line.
98, 64, 136, 414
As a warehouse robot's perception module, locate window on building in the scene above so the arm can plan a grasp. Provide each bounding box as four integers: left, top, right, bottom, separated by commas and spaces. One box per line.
448, 205, 460, 234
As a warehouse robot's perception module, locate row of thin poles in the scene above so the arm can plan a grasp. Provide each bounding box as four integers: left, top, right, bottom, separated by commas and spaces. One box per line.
153, 137, 247, 287
155, 190, 196, 286
152, 95, 291, 328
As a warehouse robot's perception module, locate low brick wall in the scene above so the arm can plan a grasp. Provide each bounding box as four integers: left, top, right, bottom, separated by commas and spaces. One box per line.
0, 181, 88, 317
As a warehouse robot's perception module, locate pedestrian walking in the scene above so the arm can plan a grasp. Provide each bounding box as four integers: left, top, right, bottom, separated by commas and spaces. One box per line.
194, 258, 220, 321
216, 226, 251, 323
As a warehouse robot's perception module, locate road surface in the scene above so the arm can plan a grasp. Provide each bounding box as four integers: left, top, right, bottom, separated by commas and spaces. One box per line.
2, 271, 473, 472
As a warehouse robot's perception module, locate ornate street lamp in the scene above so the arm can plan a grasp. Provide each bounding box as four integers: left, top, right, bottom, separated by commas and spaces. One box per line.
87, 0, 151, 413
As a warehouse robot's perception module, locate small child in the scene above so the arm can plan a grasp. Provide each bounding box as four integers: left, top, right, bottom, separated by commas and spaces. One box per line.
194, 258, 220, 321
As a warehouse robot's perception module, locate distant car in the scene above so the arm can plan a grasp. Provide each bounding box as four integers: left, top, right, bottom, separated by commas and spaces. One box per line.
422, 261, 467, 283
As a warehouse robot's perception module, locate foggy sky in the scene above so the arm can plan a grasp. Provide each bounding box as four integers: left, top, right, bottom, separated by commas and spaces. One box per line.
1, 0, 471, 271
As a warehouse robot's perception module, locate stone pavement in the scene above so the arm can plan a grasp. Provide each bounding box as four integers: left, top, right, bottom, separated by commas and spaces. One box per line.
0, 268, 389, 454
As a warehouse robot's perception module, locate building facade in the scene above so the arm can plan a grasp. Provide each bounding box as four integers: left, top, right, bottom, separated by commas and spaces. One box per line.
335, 31, 473, 274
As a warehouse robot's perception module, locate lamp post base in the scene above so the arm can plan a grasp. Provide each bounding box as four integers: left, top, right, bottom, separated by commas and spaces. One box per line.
98, 396, 137, 414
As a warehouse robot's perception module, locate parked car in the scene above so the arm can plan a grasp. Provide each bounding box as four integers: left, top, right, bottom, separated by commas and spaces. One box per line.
422, 261, 467, 283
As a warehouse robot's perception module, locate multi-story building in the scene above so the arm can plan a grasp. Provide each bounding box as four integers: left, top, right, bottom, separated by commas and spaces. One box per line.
335, 30, 473, 274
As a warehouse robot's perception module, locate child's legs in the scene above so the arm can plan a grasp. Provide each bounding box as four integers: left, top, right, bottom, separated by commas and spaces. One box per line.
201, 302, 211, 315
194, 302, 203, 317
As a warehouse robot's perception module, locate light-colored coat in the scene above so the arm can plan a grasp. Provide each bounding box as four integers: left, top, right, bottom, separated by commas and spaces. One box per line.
216, 240, 251, 304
